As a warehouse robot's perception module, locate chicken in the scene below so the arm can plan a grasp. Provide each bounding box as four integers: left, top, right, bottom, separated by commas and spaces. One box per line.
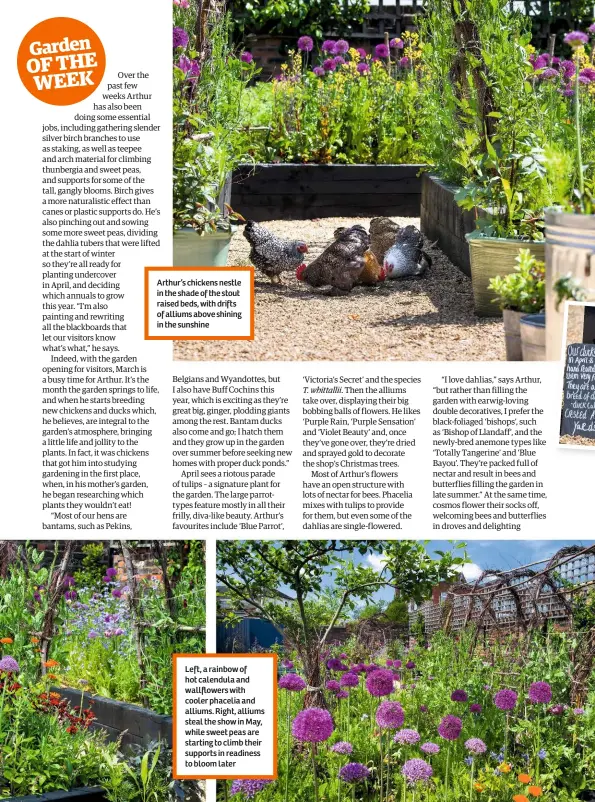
369, 217, 402, 264
333, 227, 387, 286
383, 224, 432, 279
243, 221, 308, 284
296, 225, 370, 294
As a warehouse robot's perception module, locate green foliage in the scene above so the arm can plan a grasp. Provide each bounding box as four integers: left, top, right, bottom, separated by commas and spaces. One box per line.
229, 0, 370, 40
554, 273, 588, 310
488, 248, 546, 312
73, 542, 106, 592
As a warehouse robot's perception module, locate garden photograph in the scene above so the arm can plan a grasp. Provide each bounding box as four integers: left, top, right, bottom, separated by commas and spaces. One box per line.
172, 0, 595, 362
0, 540, 206, 801
216, 539, 595, 802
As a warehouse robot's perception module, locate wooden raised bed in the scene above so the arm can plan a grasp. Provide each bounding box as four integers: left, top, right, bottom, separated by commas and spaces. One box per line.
54, 687, 172, 750
6, 789, 105, 802
420, 172, 480, 277
231, 163, 424, 221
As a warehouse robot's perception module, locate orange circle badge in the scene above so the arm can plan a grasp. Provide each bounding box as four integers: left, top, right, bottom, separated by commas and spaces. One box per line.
17, 17, 105, 105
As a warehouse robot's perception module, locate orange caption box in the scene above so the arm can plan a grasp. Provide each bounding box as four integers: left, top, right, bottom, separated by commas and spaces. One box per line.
144, 266, 255, 341
172, 653, 278, 781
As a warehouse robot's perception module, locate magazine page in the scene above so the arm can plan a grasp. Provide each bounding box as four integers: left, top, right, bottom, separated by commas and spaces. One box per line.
2, 0, 595, 801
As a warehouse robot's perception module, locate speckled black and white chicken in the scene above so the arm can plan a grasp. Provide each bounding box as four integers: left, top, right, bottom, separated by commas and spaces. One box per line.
369, 217, 402, 264
383, 224, 432, 279
296, 225, 370, 294
243, 221, 308, 284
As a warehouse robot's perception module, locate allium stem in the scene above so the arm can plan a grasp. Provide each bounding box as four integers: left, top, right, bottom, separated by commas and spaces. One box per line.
575, 51, 585, 208
284, 693, 290, 802
0, 679, 8, 747
311, 743, 319, 802
444, 743, 451, 802
469, 759, 474, 802
379, 728, 384, 802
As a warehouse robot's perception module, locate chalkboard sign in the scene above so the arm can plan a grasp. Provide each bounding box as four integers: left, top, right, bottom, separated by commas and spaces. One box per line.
561, 343, 595, 439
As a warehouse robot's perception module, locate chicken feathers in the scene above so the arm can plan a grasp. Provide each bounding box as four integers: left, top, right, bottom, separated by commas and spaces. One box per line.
243, 221, 308, 284
383, 224, 432, 279
297, 225, 370, 294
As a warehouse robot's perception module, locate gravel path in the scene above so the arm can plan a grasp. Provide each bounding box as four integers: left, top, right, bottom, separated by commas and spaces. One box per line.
173, 216, 506, 362
560, 435, 595, 447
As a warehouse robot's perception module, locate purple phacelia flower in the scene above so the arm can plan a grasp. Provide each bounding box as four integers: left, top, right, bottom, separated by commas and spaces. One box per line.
332, 741, 353, 754
0, 656, 20, 673
390, 38, 404, 49
394, 728, 420, 745
402, 758, 433, 784
451, 689, 468, 702
365, 669, 394, 697
564, 30, 589, 47
297, 36, 314, 52
88, 630, 99, 639
375, 43, 389, 58
465, 738, 487, 755
339, 763, 370, 783
528, 682, 552, 705
493, 689, 518, 711
376, 700, 405, 729
322, 40, 337, 54
230, 780, 272, 798
421, 742, 440, 755
173, 27, 189, 49
335, 39, 350, 54
178, 55, 200, 77
279, 674, 306, 692
64, 590, 77, 602
291, 707, 334, 742
340, 673, 359, 688
438, 715, 463, 741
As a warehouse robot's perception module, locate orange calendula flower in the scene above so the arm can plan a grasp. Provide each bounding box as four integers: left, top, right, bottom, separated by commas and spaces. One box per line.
474, 783, 485, 792
49, 691, 61, 700
0, 638, 13, 644
518, 774, 532, 784
43, 659, 60, 668
499, 763, 512, 774
31, 637, 39, 644
528, 787, 543, 797
513, 795, 529, 802
47, 673, 58, 680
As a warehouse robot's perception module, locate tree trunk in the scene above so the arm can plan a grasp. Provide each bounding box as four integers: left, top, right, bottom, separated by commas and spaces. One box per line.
301, 644, 327, 709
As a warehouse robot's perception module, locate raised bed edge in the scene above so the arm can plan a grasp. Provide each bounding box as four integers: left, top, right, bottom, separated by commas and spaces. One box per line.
5, 788, 105, 802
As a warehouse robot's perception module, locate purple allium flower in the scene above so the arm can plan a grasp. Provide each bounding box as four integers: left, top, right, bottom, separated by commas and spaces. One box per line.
562, 87, 575, 97
323, 58, 336, 70
528, 681, 552, 705
365, 669, 394, 697
564, 30, 589, 47
240, 51, 253, 64
357, 62, 370, 74
375, 43, 389, 58
292, 707, 334, 743
552, 56, 561, 65
451, 689, 468, 702
327, 658, 345, 671
112, 589, 123, 599
405, 661, 415, 670
230, 780, 272, 798
541, 67, 559, 80
465, 738, 487, 755
112, 628, 124, 636
390, 38, 404, 49
393, 660, 402, 669
339, 763, 370, 783
336, 690, 349, 699
356, 48, 367, 59
340, 673, 359, 688
561, 59, 577, 77
312, 67, 325, 77
332, 741, 353, 754
470, 703, 482, 714
326, 680, 341, 692
281, 659, 294, 669
533, 54, 549, 70
573, 707, 585, 715
549, 703, 565, 715
437, 715, 463, 741
386, 659, 393, 666
279, 674, 306, 692
322, 40, 337, 54
580, 67, 595, 82
340, 653, 347, 659
421, 742, 440, 755
173, 27, 189, 49
399, 56, 411, 68
589, 22, 595, 34
402, 758, 433, 784
297, 36, 314, 52
394, 728, 420, 745
106, 567, 117, 578
419, 704, 428, 713
0, 656, 20, 673
376, 700, 405, 729
335, 39, 350, 54
333, 56, 346, 67
493, 689, 518, 711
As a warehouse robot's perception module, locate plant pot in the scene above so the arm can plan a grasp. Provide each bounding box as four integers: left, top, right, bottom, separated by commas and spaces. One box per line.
173, 227, 232, 267
466, 233, 546, 317
5, 788, 106, 801
520, 313, 546, 361
545, 209, 595, 361
502, 309, 524, 361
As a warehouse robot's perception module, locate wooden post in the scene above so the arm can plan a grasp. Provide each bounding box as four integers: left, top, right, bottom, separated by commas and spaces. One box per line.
154, 541, 176, 620
121, 542, 149, 708
547, 33, 556, 61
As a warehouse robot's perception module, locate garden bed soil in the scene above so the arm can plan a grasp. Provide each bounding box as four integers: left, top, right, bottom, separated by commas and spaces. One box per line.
173, 215, 506, 361
6, 789, 105, 802
231, 164, 424, 221
54, 687, 172, 749
420, 172, 482, 277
